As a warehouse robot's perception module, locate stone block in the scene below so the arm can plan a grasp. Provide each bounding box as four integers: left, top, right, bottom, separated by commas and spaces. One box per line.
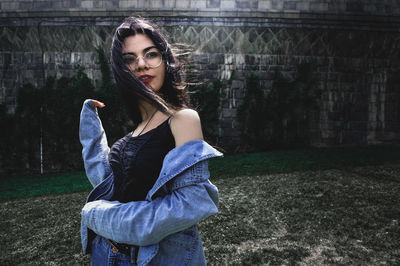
235, 88, 245, 98
94, 1, 104, 8
207, 0, 220, 8
104, 0, 119, 8
70, 0, 79, 8
235, 54, 245, 65
176, 0, 190, 8
164, 0, 176, 8
221, 69, 232, 80
198, 64, 210, 70
2, 53, 11, 67
244, 65, 259, 71
52, 1, 63, 9
270, 0, 283, 9
1, 2, 18, 10
191, 0, 206, 9
220, 0, 235, 9
192, 54, 209, 64
119, 0, 138, 8
81, 0, 94, 8
11, 52, 21, 65
258, 0, 271, 9
259, 71, 275, 80
236, 0, 257, 9
137, 0, 155, 8
220, 119, 234, 129
283, 1, 296, 10
32, 1, 52, 10
43, 53, 53, 64
222, 108, 236, 118
310, 2, 329, 12
224, 54, 234, 65
210, 54, 224, 64
231, 80, 243, 89
296, 1, 309, 11
5, 96, 16, 106
346, 2, 364, 13
209, 64, 218, 70
245, 54, 257, 65
22, 52, 33, 65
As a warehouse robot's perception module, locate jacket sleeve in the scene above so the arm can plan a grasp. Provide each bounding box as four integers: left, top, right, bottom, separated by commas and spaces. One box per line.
79, 99, 112, 187
81, 163, 219, 246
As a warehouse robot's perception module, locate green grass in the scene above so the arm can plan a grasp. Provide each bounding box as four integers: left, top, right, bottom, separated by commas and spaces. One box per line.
1, 145, 400, 201
0, 164, 399, 265
199, 164, 400, 265
209, 145, 400, 178
0, 171, 91, 201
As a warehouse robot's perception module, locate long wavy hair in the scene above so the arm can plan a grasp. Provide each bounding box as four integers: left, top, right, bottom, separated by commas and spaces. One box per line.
111, 17, 188, 124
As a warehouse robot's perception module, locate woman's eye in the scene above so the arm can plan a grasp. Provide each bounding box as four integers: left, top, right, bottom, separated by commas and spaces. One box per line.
145, 51, 160, 58
122, 56, 136, 64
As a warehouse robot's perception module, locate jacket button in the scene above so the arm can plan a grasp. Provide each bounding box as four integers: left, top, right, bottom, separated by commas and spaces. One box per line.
112, 247, 118, 253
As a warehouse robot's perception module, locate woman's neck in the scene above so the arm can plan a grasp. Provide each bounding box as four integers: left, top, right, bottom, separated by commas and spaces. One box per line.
138, 100, 158, 121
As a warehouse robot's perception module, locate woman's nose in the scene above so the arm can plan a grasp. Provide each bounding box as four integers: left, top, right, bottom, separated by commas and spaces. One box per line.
136, 56, 147, 70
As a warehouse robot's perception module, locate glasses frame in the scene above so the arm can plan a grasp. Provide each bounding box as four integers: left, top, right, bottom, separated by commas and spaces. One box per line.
123, 50, 164, 70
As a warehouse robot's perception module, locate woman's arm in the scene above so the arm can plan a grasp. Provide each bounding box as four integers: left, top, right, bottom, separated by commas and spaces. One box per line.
81, 108, 220, 246
79, 99, 112, 187
81, 162, 218, 246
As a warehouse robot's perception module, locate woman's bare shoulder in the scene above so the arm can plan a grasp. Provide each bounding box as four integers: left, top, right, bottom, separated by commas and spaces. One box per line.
170, 108, 204, 147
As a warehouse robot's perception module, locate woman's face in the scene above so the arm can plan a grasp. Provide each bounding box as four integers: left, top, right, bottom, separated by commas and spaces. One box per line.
122, 33, 166, 92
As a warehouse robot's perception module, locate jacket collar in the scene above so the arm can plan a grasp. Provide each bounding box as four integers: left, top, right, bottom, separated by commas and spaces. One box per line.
146, 140, 223, 200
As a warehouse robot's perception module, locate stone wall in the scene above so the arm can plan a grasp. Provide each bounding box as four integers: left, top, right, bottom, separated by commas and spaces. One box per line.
1, 0, 400, 14
1, 1, 400, 148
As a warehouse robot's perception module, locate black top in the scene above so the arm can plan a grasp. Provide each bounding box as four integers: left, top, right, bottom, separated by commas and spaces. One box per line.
108, 117, 175, 203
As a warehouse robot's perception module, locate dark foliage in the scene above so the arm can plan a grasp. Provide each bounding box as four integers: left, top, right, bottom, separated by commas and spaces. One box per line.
189, 79, 225, 145
237, 63, 321, 151
1, 49, 130, 177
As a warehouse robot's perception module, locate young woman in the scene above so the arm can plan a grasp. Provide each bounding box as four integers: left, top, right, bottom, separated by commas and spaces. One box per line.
79, 17, 222, 265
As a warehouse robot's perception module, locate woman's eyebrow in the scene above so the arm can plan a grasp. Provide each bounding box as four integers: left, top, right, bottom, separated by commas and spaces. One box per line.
122, 46, 158, 56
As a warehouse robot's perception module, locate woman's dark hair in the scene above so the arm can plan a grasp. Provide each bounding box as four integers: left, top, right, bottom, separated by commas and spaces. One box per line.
111, 17, 188, 124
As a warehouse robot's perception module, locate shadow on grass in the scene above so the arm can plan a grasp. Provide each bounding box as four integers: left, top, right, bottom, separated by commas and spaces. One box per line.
0, 165, 399, 265
0, 146, 399, 265
199, 164, 400, 265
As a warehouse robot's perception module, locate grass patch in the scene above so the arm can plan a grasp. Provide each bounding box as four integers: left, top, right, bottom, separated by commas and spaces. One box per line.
1, 145, 400, 202
209, 145, 400, 178
200, 164, 400, 265
0, 164, 399, 265
0, 171, 91, 201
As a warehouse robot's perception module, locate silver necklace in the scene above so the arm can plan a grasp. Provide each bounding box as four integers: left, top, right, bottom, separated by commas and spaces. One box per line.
134, 110, 157, 137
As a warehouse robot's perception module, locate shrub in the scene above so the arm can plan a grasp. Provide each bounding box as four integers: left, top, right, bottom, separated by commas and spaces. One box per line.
237, 63, 321, 151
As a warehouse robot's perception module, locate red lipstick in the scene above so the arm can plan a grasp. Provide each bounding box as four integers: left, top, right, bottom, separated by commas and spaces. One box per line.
138, 74, 154, 84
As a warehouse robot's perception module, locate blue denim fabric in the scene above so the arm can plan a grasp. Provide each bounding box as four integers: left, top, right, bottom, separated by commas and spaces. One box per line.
79, 99, 223, 266
91, 235, 138, 265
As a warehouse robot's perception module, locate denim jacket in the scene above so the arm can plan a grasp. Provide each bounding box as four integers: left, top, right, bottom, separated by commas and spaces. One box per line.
79, 99, 222, 266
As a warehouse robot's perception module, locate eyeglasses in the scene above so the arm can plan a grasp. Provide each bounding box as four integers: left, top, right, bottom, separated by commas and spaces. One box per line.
122, 50, 163, 69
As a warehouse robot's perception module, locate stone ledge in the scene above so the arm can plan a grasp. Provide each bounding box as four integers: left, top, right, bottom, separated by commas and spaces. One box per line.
1, 13, 399, 32
2, 8, 400, 17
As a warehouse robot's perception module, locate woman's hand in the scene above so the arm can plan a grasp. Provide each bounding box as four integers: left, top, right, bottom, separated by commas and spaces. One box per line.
92, 100, 105, 108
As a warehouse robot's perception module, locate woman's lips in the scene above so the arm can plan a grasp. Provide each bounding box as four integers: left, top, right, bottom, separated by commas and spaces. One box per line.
138, 75, 154, 84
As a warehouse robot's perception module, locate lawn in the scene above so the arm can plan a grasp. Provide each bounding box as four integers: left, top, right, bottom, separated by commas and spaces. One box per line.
0, 146, 399, 265
1, 145, 400, 201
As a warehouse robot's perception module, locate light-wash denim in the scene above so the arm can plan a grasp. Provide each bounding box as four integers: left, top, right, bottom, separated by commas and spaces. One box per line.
91, 235, 137, 265
79, 99, 222, 266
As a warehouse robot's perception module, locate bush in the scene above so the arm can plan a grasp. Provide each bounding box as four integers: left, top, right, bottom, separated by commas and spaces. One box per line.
2, 48, 129, 177
237, 63, 321, 151
188, 79, 223, 145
